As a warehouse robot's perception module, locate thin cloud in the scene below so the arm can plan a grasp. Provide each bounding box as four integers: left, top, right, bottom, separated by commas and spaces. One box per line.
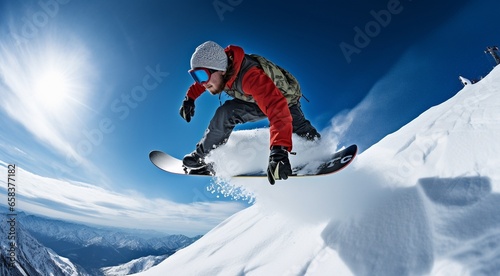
0, 161, 245, 235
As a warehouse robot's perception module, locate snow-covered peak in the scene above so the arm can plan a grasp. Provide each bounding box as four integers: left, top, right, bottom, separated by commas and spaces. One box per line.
136, 67, 500, 275
0, 215, 84, 276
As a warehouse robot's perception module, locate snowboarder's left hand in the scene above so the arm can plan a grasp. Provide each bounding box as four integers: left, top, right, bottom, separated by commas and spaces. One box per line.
267, 146, 292, 185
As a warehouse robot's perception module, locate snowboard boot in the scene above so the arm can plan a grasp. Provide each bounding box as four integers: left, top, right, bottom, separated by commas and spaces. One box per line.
182, 151, 214, 175
182, 151, 206, 169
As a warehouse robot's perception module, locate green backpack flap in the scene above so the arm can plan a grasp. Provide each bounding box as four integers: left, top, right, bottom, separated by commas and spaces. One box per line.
250, 54, 302, 105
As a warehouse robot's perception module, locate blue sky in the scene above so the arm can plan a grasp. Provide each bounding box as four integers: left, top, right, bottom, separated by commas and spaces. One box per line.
1, 0, 499, 234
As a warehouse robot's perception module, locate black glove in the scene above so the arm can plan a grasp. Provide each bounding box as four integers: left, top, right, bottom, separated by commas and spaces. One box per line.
179, 96, 195, 122
267, 146, 292, 185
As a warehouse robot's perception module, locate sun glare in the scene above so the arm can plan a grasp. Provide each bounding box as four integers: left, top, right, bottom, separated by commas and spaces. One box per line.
34, 69, 72, 109
24, 38, 95, 123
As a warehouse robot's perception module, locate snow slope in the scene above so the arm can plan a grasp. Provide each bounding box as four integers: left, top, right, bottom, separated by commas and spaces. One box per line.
137, 66, 500, 275
101, 255, 167, 276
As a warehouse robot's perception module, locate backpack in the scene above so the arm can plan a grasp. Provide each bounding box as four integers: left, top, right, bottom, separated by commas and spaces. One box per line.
227, 54, 302, 105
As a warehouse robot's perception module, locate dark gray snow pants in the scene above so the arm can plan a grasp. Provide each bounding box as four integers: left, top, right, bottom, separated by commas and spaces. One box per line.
194, 99, 320, 157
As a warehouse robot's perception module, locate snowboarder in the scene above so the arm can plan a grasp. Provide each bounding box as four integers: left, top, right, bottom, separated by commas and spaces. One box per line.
179, 41, 321, 184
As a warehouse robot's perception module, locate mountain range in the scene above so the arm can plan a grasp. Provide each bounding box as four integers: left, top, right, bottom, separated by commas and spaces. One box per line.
0, 207, 200, 275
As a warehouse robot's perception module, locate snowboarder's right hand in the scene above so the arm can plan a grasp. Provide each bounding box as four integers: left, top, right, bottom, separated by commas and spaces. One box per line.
267, 146, 292, 185
179, 96, 195, 123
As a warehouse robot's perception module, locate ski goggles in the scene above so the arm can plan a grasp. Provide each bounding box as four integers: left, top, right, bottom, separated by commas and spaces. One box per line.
188, 68, 218, 85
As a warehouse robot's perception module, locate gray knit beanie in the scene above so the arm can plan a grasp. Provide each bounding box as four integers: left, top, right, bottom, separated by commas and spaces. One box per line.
190, 41, 228, 71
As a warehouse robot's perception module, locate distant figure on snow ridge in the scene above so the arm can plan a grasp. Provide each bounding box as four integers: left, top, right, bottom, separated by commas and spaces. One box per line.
178, 41, 321, 184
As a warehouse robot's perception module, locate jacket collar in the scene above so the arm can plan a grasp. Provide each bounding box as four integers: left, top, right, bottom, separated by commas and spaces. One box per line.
224, 45, 245, 89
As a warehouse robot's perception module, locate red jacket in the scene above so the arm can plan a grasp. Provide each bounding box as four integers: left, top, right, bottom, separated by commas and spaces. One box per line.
186, 45, 293, 151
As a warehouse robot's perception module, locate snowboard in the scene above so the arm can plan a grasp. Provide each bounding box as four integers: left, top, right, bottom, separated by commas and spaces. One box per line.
149, 144, 357, 178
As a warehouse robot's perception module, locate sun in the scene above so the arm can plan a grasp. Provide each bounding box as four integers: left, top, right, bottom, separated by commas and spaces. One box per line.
34, 68, 72, 110
27, 40, 94, 121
